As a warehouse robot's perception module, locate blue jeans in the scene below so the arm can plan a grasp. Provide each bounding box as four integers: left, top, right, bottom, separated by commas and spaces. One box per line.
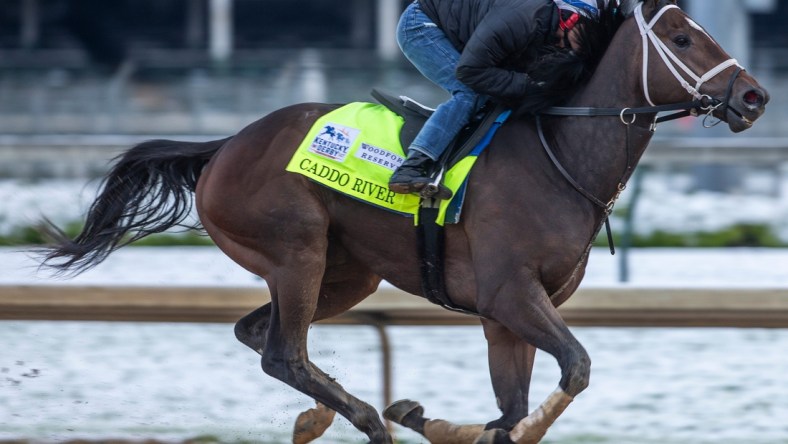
397, 1, 485, 161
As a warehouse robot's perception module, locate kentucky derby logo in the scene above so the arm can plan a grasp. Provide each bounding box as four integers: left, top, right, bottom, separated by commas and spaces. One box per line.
309, 123, 360, 162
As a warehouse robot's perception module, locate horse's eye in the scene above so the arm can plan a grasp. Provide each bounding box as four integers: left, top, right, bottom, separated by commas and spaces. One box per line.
673, 35, 691, 48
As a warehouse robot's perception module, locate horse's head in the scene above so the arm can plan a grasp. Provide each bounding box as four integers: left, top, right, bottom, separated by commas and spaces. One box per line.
625, 0, 768, 132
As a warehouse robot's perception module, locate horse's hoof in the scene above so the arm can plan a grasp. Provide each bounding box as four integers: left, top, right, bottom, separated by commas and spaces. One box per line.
473, 428, 515, 444
383, 399, 424, 424
293, 402, 336, 444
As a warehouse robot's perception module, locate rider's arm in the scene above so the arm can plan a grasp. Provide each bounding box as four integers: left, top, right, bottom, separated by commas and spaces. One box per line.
455, 3, 552, 103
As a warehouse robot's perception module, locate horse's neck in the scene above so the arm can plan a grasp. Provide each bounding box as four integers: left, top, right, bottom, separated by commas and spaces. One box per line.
549, 20, 656, 204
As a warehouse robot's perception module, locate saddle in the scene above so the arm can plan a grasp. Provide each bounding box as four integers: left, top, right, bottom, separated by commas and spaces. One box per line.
371, 88, 507, 176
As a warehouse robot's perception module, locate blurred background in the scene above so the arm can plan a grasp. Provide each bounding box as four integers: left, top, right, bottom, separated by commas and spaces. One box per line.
1, 0, 788, 244
2, 1, 788, 443
0, 0, 784, 136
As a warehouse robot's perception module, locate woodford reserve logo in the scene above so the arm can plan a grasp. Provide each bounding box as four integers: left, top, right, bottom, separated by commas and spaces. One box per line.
355, 142, 403, 171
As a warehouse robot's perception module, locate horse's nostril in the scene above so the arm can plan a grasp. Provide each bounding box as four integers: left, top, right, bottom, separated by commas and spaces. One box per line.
743, 90, 764, 107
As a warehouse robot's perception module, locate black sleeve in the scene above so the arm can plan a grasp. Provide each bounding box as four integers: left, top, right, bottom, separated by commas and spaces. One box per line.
455, 5, 544, 102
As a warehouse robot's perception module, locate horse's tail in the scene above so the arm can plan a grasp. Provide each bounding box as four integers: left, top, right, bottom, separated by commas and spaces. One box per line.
40, 136, 231, 275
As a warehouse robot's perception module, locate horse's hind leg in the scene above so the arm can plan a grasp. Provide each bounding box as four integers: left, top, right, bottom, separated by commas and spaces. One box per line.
235, 303, 272, 356
234, 241, 381, 356
249, 217, 387, 443
263, 270, 391, 443
234, 246, 383, 443
205, 184, 389, 443
235, 303, 338, 443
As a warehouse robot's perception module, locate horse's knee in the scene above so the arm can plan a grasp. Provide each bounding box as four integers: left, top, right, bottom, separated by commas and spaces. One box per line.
559, 348, 591, 396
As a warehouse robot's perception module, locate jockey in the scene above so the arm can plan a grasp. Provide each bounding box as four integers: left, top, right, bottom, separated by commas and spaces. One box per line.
388, 0, 614, 196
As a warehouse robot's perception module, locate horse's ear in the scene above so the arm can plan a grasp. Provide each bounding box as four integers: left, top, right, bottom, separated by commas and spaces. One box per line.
616, 0, 639, 17
653, 0, 677, 8
637, 0, 673, 19
614, 0, 676, 18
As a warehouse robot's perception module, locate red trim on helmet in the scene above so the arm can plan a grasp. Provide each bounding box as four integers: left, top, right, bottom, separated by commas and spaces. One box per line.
559, 12, 581, 31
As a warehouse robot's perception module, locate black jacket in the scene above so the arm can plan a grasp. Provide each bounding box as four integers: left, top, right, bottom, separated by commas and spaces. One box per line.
417, 0, 559, 102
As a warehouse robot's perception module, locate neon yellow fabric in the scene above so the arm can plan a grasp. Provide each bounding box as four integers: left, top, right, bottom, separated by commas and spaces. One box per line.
285, 102, 478, 225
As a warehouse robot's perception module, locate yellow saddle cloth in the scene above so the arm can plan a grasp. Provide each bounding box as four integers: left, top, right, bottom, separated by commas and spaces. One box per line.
285, 102, 485, 225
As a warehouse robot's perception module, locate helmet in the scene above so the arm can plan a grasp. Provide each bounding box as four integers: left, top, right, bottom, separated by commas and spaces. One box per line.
554, 0, 617, 20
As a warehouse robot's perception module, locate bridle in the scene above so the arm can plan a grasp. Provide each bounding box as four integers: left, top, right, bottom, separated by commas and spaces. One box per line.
535, 2, 745, 253
542, 3, 744, 126
634, 3, 742, 124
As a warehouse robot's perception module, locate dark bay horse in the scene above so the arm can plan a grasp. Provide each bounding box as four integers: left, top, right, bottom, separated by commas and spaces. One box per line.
41, 0, 768, 443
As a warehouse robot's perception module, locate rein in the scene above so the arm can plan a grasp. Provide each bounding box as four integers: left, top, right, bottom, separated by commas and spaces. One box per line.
534, 2, 744, 254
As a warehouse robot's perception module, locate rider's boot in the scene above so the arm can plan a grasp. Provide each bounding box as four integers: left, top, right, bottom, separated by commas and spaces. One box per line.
388, 150, 435, 194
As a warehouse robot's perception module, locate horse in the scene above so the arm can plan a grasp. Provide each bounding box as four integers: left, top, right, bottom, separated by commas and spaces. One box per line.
40, 0, 768, 443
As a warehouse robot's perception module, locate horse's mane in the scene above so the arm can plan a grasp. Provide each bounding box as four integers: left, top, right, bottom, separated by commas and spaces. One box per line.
517, 5, 627, 114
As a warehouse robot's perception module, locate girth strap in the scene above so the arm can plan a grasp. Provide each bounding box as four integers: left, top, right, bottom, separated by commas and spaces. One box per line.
417, 203, 482, 317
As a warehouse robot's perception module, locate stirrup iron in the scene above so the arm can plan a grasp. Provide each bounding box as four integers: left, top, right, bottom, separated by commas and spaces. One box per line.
419, 168, 452, 200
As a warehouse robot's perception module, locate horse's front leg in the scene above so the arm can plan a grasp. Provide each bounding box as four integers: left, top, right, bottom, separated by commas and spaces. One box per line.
386, 275, 589, 444
474, 276, 590, 444
481, 319, 537, 431
383, 321, 536, 444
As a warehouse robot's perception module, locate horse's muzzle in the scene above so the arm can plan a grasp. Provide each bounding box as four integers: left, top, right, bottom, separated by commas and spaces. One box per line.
722, 80, 769, 133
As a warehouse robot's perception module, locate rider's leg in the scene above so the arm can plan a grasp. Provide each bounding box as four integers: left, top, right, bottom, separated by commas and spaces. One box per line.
389, 2, 484, 193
